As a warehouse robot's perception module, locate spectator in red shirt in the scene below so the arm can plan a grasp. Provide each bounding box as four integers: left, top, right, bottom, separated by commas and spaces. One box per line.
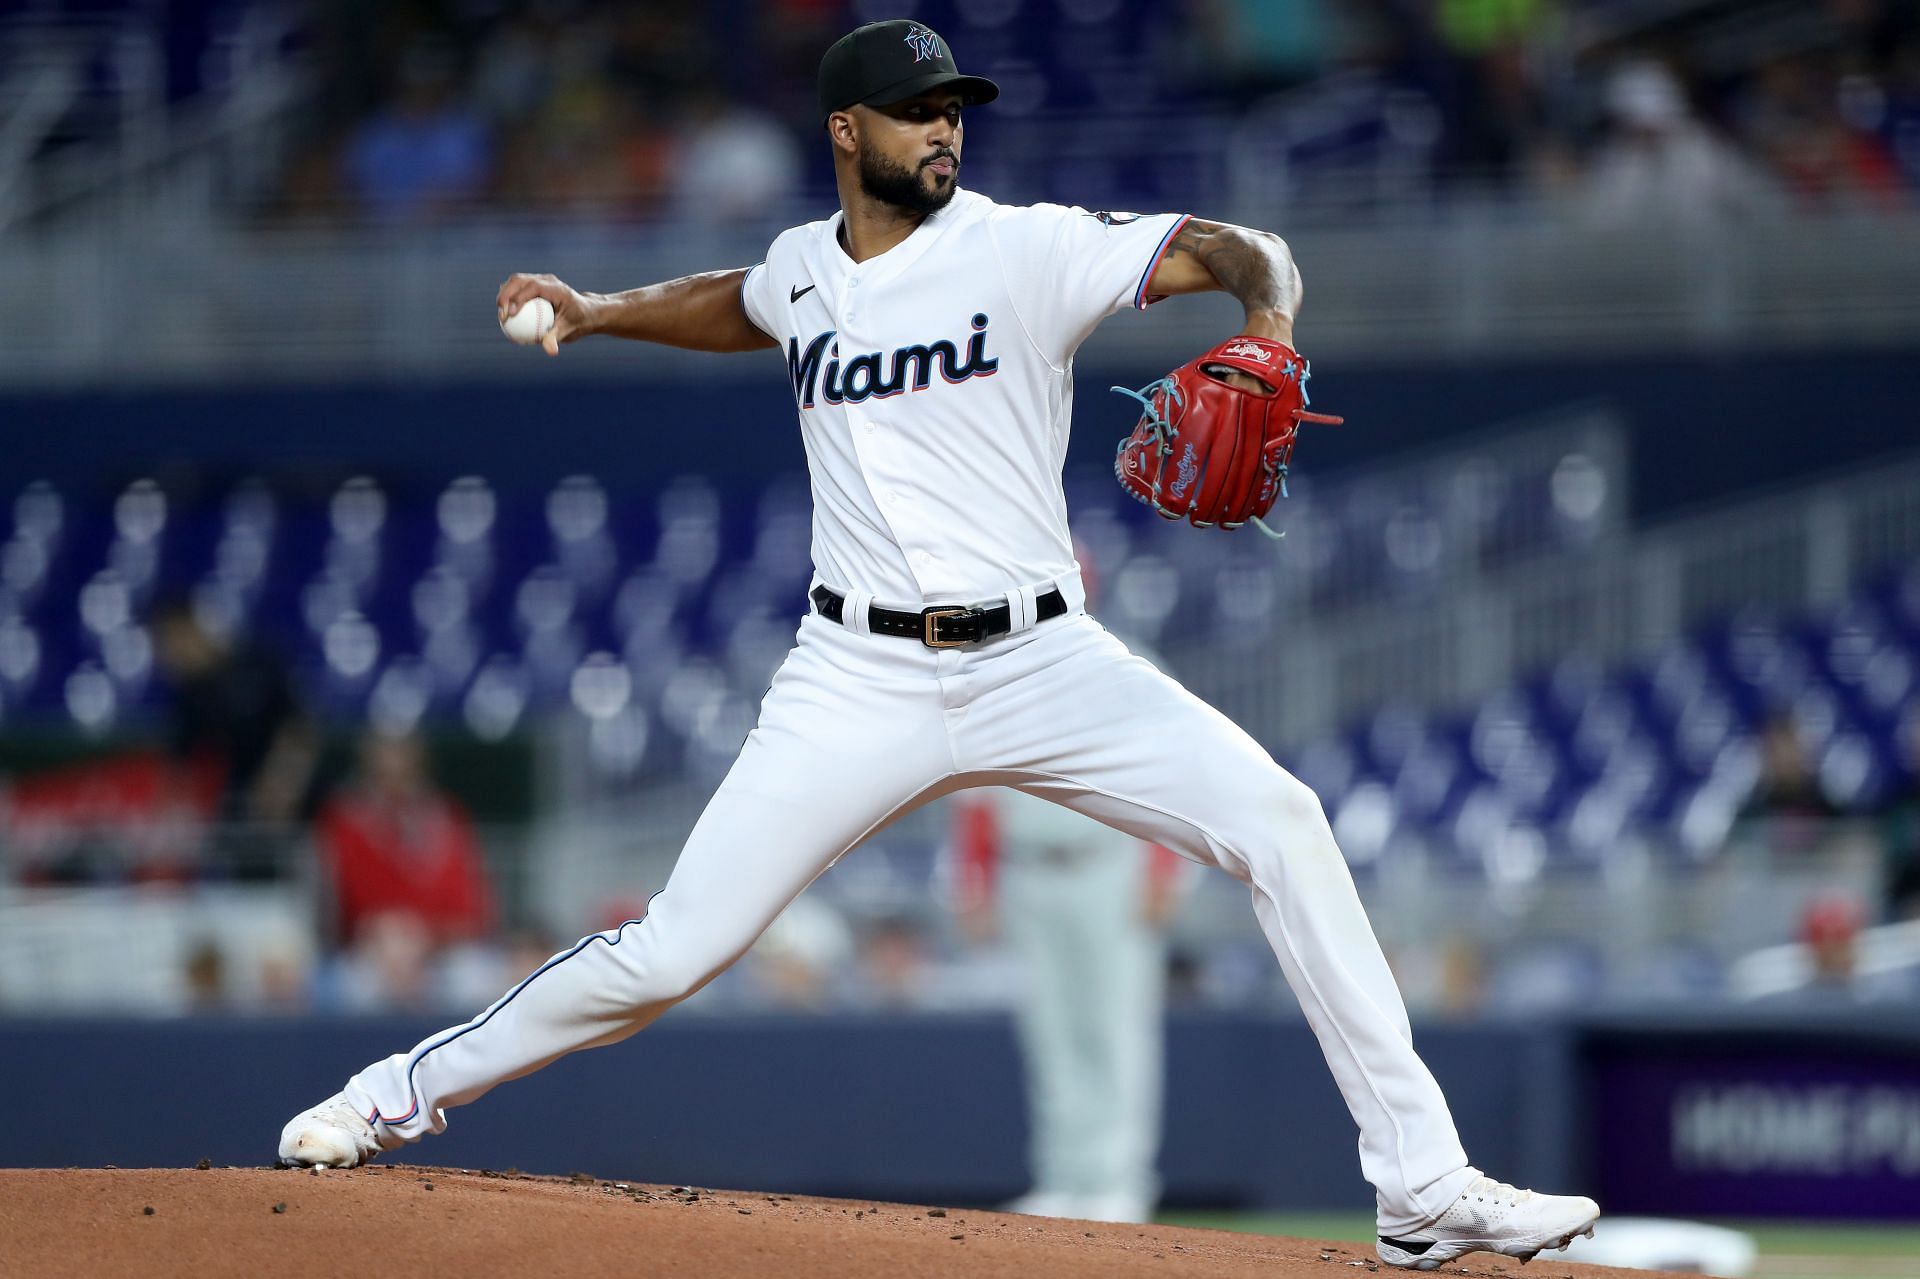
316, 729, 496, 951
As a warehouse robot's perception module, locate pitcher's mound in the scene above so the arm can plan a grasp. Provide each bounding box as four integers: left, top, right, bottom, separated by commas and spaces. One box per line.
0, 1166, 1679, 1278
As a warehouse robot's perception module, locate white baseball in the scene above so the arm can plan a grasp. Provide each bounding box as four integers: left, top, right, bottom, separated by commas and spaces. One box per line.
500, 296, 555, 346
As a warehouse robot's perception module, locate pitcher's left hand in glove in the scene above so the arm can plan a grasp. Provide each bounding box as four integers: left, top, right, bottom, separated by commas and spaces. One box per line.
1113, 336, 1341, 535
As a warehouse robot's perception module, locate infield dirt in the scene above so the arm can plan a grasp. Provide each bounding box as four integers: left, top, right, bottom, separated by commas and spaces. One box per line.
0, 1166, 1688, 1278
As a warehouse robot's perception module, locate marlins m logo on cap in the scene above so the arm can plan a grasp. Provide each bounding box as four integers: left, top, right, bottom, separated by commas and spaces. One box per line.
816, 20, 999, 120
903, 24, 942, 62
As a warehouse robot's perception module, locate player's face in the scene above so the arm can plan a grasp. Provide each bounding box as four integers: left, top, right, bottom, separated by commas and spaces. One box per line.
855, 91, 964, 215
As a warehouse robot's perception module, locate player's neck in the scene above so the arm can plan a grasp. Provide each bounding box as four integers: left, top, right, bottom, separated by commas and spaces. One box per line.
835, 183, 931, 263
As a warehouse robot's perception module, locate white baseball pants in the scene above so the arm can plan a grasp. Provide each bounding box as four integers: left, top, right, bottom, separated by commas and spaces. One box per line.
343, 606, 1476, 1231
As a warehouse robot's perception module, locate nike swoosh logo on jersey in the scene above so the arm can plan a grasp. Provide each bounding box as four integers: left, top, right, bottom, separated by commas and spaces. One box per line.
790, 283, 816, 303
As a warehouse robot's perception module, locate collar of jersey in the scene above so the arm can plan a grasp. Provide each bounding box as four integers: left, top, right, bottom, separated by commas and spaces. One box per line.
826, 188, 977, 280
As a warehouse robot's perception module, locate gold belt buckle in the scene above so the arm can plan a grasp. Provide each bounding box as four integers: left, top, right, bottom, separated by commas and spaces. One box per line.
922, 607, 969, 648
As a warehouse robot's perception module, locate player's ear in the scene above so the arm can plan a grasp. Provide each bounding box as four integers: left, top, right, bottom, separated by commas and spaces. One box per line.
826, 109, 859, 156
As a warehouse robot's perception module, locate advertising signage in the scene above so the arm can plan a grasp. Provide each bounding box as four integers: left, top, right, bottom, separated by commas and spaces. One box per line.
1587, 1025, 1920, 1220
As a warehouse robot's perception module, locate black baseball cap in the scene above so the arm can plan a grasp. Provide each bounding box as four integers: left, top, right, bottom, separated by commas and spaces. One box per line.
817, 20, 999, 121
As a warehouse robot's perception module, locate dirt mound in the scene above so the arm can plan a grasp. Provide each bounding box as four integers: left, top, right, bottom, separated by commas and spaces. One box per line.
0, 1167, 1679, 1278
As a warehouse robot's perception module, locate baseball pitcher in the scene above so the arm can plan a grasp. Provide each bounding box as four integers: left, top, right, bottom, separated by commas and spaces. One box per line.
278, 20, 1600, 1270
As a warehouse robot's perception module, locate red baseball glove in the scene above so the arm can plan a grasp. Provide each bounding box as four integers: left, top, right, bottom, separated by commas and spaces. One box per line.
1112, 336, 1341, 535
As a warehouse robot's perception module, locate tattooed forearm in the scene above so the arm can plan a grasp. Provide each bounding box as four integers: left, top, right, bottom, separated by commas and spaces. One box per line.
1159, 219, 1302, 320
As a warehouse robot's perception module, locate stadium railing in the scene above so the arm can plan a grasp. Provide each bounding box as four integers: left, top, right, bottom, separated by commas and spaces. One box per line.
3, 206, 1919, 382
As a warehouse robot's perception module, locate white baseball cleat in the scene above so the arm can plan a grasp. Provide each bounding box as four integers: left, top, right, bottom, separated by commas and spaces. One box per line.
276, 1092, 388, 1169
1076, 1191, 1155, 1224
1376, 1176, 1600, 1271
1002, 1188, 1083, 1218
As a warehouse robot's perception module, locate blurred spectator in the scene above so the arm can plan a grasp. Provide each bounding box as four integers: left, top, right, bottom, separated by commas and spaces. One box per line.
0, 751, 211, 884
497, 22, 639, 212
756, 0, 845, 122
470, 11, 555, 124
1581, 58, 1780, 226
183, 938, 229, 1012
605, 6, 712, 118
1391, 935, 1488, 1017
1742, 713, 1842, 823
669, 91, 803, 223
1727, 712, 1848, 863
329, 909, 440, 1011
1435, 0, 1547, 55
255, 0, 1920, 222
341, 40, 492, 222
1739, 54, 1904, 209
186, 933, 316, 1014
1429, 0, 1553, 187
1181, 0, 1339, 101
848, 913, 933, 1010
1750, 894, 1918, 1005
256, 936, 315, 1012
1802, 895, 1865, 988
315, 729, 496, 951
152, 593, 317, 877
1881, 713, 1920, 918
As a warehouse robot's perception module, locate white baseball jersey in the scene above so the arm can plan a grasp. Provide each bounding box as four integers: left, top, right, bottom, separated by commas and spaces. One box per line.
739, 191, 1190, 605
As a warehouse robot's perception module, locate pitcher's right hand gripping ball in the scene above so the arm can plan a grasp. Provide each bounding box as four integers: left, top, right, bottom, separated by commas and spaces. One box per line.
498, 273, 589, 356
1113, 336, 1341, 535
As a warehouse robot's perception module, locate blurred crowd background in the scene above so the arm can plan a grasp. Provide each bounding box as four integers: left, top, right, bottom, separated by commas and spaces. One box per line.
0, 0, 1916, 1032
7, 0, 1920, 228
256, 0, 1918, 225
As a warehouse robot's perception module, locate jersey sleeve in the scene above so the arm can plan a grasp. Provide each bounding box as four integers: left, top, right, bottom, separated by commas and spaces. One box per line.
739, 258, 778, 339
990, 204, 1190, 366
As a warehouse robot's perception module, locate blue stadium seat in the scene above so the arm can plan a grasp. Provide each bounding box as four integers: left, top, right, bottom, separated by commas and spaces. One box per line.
0, 468, 1901, 873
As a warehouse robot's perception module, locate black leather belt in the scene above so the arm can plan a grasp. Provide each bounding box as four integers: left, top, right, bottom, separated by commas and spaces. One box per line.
811, 584, 1067, 649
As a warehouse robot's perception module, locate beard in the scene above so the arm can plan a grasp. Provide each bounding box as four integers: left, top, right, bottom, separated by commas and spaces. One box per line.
857, 141, 958, 215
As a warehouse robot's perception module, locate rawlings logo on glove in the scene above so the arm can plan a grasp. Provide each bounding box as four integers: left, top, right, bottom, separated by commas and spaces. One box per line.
1218, 339, 1274, 363
1112, 335, 1342, 536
